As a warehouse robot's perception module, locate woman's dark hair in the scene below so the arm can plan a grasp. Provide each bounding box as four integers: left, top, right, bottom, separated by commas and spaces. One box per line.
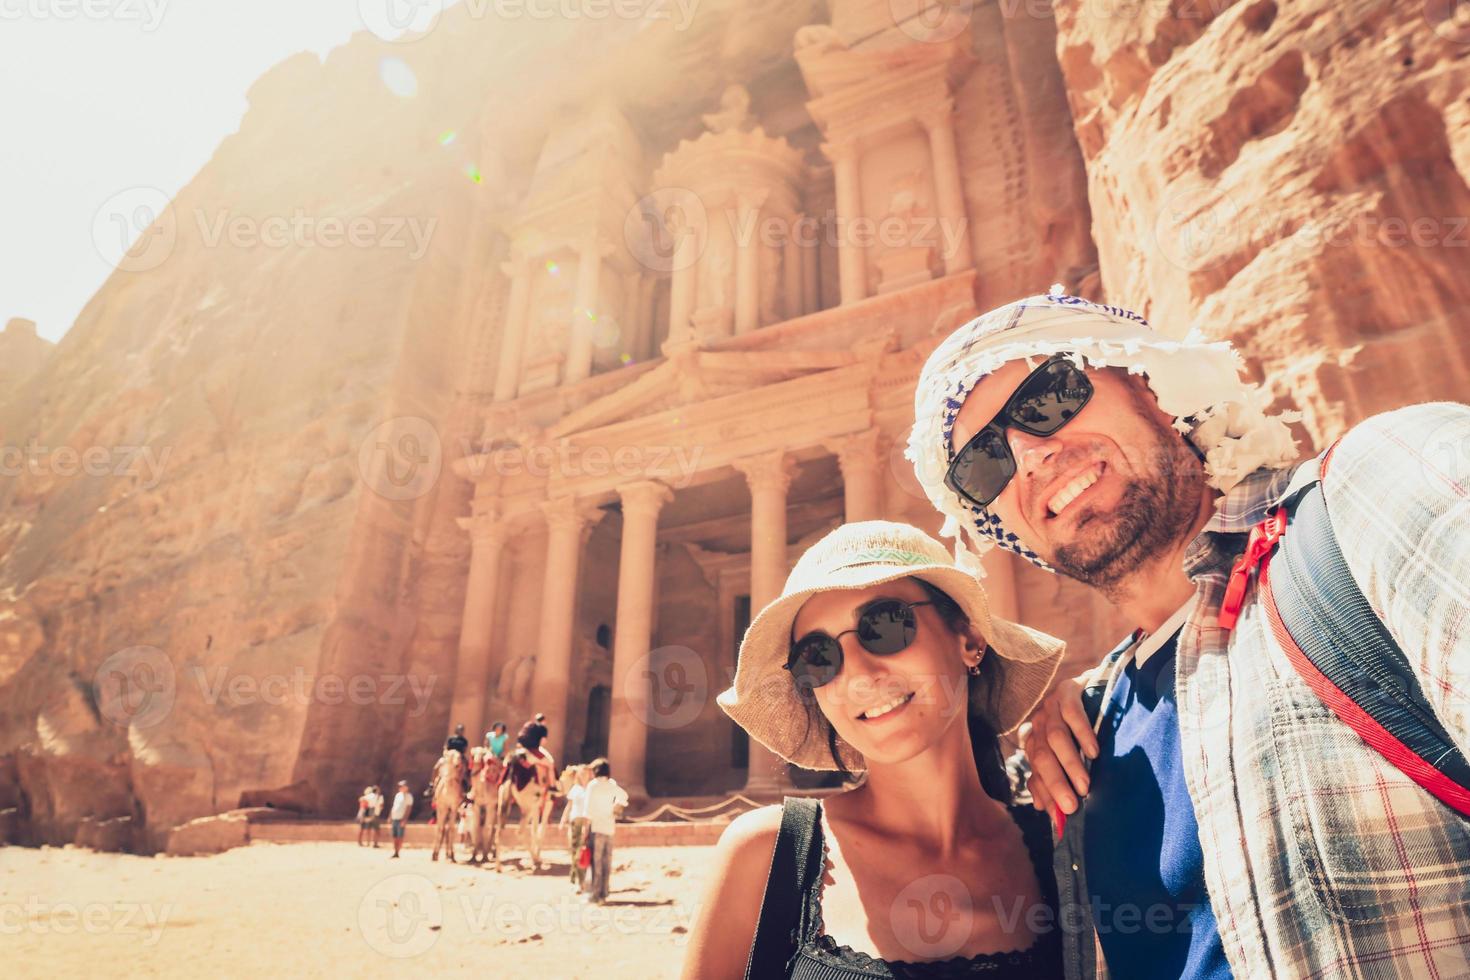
802, 577, 1013, 805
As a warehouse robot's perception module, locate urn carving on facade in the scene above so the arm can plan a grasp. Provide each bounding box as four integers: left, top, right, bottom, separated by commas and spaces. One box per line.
649, 85, 807, 351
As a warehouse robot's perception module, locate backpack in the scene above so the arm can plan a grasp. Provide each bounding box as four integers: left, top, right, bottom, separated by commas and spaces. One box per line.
1219, 452, 1470, 817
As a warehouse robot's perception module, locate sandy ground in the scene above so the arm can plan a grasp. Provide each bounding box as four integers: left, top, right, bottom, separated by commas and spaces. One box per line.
4, 836, 713, 978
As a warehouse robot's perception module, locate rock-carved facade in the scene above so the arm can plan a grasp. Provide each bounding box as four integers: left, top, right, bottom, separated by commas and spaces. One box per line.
5, 0, 1465, 848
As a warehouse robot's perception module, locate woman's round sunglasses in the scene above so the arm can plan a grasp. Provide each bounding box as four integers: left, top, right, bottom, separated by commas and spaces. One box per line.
785, 597, 935, 691
943, 354, 1093, 509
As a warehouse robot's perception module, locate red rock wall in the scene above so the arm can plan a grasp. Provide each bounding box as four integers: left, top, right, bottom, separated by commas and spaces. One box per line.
7, 0, 1463, 849
0, 28, 505, 849
1055, 0, 1470, 446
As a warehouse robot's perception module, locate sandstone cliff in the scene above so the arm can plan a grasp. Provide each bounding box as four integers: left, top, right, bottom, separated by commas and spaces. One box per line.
1055, 0, 1470, 442
4, 0, 1465, 850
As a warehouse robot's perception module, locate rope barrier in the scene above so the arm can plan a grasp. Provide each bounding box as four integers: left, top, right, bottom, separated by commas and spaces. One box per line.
623, 793, 766, 823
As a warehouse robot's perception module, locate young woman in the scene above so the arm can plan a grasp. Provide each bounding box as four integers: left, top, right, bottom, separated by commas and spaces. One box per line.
683, 521, 1067, 979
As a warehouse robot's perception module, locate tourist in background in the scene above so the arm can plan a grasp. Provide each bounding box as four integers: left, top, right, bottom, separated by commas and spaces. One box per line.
683, 521, 1067, 979
560, 764, 593, 891
356, 785, 383, 848
485, 721, 510, 761
356, 786, 372, 847
583, 758, 629, 905
516, 712, 555, 789
389, 780, 413, 859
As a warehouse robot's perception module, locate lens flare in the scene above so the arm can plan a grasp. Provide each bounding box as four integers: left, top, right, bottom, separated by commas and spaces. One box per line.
378, 57, 418, 99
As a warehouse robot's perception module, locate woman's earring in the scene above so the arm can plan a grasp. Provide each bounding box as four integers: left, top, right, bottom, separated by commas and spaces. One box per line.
967, 660, 981, 676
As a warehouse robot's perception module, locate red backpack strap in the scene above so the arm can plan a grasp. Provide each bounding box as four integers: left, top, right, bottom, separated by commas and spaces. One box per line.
1257, 453, 1470, 818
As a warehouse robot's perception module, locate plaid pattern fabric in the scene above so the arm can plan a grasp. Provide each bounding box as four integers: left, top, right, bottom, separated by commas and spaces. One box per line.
1175, 402, 1470, 978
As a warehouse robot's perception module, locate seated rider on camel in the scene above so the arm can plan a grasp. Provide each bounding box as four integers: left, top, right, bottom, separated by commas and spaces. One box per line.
506, 712, 555, 789
432, 724, 472, 798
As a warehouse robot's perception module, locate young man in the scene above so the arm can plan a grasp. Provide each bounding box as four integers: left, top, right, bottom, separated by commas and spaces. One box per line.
445, 724, 469, 754
909, 289, 1470, 979
389, 780, 413, 859
515, 712, 555, 789
582, 758, 629, 905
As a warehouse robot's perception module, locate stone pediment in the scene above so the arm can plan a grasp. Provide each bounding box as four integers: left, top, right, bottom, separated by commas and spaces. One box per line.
547, 347, 860, 437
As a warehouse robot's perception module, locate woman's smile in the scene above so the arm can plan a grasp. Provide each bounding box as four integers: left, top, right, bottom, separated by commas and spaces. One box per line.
857, 690, 915, 722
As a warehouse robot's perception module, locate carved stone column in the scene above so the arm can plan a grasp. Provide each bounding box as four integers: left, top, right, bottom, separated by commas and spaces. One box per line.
735, 192, 766, 334
492, 256, 533, 402
529, 496, 605, 762
565, 238, 612, 385
607, 481, 675, 800
783, 225, 805, 321
919, 101, 972, 276
824, 141, 866, 305
733, 451, 799, 793
667, 216, 701, 349
800, 220, 820, 316
826, 428, 884, 523
450, 509, 509, 738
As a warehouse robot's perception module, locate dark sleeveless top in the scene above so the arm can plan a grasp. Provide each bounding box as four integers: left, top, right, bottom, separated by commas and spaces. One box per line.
786, 803, 1064, 979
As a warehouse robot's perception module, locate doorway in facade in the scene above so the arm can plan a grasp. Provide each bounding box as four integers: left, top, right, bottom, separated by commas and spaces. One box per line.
582, 684, 610, 761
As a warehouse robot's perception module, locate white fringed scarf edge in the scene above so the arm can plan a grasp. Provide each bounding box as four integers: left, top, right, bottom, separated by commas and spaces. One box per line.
905, 295, 1301, 573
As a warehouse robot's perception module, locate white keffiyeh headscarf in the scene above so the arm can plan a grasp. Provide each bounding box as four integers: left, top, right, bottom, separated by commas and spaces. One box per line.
906, 289, 1300, 572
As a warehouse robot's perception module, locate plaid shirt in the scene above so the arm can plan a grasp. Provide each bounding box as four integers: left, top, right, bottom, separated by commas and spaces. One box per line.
1162, 402, 1470, 978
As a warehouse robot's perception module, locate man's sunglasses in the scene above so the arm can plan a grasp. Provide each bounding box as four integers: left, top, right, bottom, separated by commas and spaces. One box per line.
943, 354, 1093, 509
785, 598, 935, 691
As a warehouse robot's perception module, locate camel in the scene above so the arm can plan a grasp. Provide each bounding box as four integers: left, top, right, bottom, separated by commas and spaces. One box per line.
429, 748, 466, 862
489, 747, 551, 871
468, 746, 505, 865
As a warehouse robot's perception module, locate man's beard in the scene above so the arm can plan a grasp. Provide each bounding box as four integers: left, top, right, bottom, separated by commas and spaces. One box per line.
1047, 419, 1203, 596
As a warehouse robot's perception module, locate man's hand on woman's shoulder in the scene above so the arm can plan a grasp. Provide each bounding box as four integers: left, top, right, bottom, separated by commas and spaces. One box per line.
1020, 674, 1098, 816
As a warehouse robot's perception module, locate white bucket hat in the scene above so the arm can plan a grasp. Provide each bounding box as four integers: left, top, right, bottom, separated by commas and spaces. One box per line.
906, 288, 1300, 570
716, 521, 1065, 772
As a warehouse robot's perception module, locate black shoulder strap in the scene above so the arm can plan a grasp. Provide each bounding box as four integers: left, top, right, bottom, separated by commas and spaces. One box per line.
745, 796, 821, 979
1269, 474, 1470, 815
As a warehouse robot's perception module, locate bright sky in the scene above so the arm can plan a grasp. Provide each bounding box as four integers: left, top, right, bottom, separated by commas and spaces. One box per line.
1, 1, 450, 343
